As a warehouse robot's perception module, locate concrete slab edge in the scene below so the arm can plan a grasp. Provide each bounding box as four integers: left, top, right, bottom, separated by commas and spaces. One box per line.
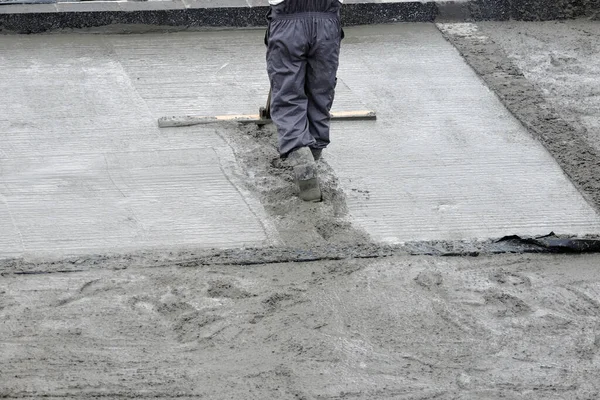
437, 22, 600, 217
1, 0, 599, 33
2, 233, 600, 275
0, 3, 434, 33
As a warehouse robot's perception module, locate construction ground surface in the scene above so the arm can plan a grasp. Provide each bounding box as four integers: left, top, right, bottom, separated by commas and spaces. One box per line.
1, 17, 600, 399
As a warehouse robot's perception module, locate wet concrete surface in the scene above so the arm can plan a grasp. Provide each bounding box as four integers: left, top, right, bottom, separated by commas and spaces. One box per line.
438, 21, 600, 216
326, 23, 600, 242
0, 34, 277, 257
2, 19, 600, 400
478, 20, 600, 154
2, 25, 600, 259
2, 253, 600, 398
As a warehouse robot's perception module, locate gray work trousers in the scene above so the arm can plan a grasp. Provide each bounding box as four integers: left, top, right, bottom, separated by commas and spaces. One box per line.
266, 5, 342, 157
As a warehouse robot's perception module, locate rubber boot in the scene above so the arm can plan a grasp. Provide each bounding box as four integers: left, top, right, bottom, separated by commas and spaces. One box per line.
287, 147, 322, 202
310, 148, 323, 161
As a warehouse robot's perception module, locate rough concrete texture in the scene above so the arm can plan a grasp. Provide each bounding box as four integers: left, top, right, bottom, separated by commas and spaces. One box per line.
438, 21, 600, 217
465, 0, 600, 20
2, 25, 600, 259
2, 253, 600, 398
478, 20, 600, 154
2, 19, 600, 400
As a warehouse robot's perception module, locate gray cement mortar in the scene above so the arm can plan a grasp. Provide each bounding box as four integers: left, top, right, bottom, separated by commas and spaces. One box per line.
2, 19, 600, 400
2, 253, 600, 398
215, 122, 372, 249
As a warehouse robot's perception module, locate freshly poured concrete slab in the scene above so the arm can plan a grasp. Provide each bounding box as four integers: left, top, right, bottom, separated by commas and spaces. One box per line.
0, 201, 23, 257
1, 25, 599, 258
329, 24, 600, 242
0, 35, 274, 258
107, 30, 367, 118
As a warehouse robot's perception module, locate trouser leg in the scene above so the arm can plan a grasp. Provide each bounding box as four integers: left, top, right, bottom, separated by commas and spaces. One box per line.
266, 19, 316, 157
306, 16, 341, 150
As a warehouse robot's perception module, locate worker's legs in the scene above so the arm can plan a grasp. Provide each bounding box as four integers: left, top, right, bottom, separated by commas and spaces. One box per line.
306, 13, 341, 151
264, 4, 341, 202
266, 18, 315, 157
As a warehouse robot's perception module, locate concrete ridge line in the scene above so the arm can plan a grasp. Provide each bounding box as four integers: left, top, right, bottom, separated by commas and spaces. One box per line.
2, 234, 600, 274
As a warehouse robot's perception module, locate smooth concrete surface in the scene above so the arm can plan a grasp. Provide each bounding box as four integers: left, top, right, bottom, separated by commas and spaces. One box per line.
1, 25, 599, 258
115, 0, 187, 11
56, 1, 121, 11
0, 34, 277, 257
329, 24, 600, 242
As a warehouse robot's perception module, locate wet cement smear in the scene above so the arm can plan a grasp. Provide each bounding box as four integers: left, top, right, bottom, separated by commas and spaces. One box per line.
214, 122, 372, 248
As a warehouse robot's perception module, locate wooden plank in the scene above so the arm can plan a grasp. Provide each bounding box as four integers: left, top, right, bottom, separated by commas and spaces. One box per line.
331, 110, 377, 121
157, 110, 376, 128
158, 114, 263, 127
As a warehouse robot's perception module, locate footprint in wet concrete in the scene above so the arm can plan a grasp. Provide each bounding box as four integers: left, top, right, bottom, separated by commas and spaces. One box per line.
535, 284, 600, 318
129, 296, 158, 314
483, 291, 532, 317
155, 300, 196, 315
173, 310, 224, 343
263, 292, 294, 309
315, 218, 361, 241
128, 294, 196, 319
129, 295, 227, 343
207, 279, 254, 299
56, 278, 127, 306
490, 269, 531, 287
261, 292, 306, 315
562, 286, 600, 317
79, 279, 102, 294
414, 270, 443, 290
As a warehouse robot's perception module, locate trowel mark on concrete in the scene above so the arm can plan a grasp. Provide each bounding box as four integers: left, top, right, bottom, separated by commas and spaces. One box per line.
0, 33, 281, 258
214, 122, 373, 249
0, 195, 25, 256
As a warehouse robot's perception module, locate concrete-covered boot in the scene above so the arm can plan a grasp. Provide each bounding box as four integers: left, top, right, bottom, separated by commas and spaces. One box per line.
310, 147, 323, 161
287, 147, 322, 202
